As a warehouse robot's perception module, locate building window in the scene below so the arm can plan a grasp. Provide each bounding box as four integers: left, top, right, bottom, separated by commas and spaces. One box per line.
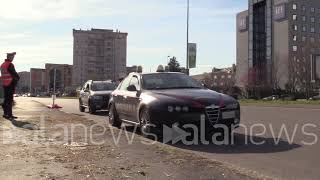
221, 75, 225, 79
311, 17, 315, 23
293, 14, 297, 21
302, 26, 306, 32
228, 75, 232, 79
214, 75, 217, 79
311, 37, 315, 43
293, 46, 298, 52
302, 5, 306, 12
302, 16, 306, 21
303, 67, 306, 72
302, 36, 306, 42
293, 4, 297, 10
311, 7, 315, 13
220, 82, 224, 86
293, 35, 297, 41
293, 25, 298, 31
311, 27, 315, 33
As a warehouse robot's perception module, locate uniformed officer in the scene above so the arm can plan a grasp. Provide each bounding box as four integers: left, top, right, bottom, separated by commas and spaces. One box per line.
1, 52, 20, 120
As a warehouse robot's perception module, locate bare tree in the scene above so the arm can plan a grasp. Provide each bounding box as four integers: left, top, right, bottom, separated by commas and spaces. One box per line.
202, 73, 214, 88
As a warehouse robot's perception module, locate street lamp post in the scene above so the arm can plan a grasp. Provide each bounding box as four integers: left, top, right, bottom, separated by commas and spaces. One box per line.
186, 0, 190, 74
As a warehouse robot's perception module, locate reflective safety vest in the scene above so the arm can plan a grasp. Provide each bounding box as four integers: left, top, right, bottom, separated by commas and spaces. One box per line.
0, 60, 13, 87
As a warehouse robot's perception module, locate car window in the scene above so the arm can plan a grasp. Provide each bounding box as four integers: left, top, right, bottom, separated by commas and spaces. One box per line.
119, 76, 131, 91
142, 73, 203, 90
86, 84, 90, 91
91, 83, 116, 91
129, 76, 140, 90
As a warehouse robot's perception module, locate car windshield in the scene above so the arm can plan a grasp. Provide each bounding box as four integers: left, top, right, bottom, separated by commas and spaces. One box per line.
142, 73, 203, 90
91, 83, 116, 91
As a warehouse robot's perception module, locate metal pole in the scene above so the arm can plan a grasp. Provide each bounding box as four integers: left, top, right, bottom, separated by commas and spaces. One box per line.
186, 0, 190, 72
29, 72, 32, 93
113, 31, 120, 82
53, 68, 56, 105
113, 35, 116, 82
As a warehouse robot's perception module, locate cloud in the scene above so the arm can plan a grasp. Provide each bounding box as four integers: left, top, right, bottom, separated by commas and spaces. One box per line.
0, 33, 30, 40
0, 0, 183, 22
0, 0, 125, 21
0, 34, 73, 71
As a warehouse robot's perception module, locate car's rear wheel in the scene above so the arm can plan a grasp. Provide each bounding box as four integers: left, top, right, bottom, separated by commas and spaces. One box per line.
79, 99, 85, 112
109, 103, 122, 128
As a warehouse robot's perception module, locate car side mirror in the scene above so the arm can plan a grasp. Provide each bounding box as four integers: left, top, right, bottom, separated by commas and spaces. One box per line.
127, 85, 137, 92
231, 94, 238, 100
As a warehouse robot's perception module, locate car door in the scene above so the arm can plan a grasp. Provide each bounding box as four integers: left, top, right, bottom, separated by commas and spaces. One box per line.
126, 75, 142, 122
115, 76, 131, 120
83, 83, 91, 106
80, 83, 88, 105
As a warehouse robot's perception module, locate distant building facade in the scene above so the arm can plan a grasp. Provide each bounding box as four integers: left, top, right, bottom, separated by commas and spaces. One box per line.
17, 71, 30, 93
126, 66, 139, 74
73, 28, 128, 86
211, 65, 236, 89
30, 68, 46, 94
45, 63, 73, 93
192, 65, 236, 92
236, 0, 320, 95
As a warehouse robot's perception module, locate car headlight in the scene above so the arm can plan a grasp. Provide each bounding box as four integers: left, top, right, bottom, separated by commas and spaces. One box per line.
167, 105, 189, 112
168, 106, 174, 112
182, 106, 189, 112
175, 106, 181, 112
91, 96, 103, 100
225, 103, 239, 109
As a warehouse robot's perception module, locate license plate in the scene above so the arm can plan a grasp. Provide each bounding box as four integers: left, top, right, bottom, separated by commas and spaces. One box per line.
222, 111, 236, 119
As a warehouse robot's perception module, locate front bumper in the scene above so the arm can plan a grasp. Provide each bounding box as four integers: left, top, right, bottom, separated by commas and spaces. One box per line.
149, 108, 240, 129
90, 96, 110, 110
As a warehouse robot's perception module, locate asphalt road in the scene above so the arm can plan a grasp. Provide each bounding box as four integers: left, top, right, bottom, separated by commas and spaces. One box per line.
30, 97, 109, 123
30, 97, 320, 180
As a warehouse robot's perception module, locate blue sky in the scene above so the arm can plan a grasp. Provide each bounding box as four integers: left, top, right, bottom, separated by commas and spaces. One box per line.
0, 0, 247, 75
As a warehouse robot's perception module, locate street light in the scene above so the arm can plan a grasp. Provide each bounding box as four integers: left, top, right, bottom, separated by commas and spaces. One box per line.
186, 0, 190, 74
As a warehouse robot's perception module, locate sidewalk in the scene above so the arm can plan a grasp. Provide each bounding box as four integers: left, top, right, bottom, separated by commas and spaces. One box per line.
241, 103, 320, 109
0, 98, 255, 180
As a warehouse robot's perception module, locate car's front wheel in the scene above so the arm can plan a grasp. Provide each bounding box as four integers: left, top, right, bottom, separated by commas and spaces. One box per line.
109, 103, 122, 128
88, 101, 96, 114
139, 108, 160, 139
79, 99, 85, 112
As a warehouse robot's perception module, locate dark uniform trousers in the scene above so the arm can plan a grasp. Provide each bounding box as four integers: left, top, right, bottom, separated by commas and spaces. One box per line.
2, 84, 14, 116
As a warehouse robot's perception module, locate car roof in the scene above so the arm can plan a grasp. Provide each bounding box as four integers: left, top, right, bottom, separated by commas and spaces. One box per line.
129, 72, 185, 76
90, 80, 113, 83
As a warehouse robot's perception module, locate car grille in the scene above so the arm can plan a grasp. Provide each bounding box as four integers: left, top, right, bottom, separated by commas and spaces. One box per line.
103, 95, 110, 101
205, 106, 220, 125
